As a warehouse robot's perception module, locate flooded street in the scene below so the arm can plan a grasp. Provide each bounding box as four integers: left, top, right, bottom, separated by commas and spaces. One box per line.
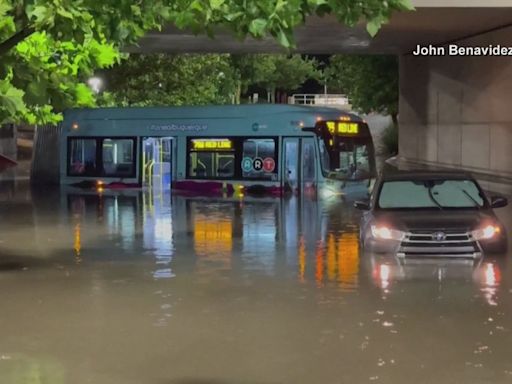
1, 180, 512, 384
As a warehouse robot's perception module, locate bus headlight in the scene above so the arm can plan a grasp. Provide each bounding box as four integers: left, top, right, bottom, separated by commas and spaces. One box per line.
371, 225, 405, 241
321, 185, 342, 198
472, 225, 500, 240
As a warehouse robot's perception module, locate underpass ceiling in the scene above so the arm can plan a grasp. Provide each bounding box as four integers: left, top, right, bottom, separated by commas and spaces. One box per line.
129, 7, 512, 54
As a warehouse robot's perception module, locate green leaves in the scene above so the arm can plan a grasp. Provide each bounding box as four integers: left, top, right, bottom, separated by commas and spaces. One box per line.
0, 0, 414, 124
366, 16, 387, 38
26, 5, 55, 26
98, 54, 237, 107
0, 75, 26, 123
164, 0, 415, 46
0, 0, 162, 123
56, 8, 74, 20
229, 53, 319, 101
24, 105, 63, 125
276, 29, 291, 48
1, 28, 119, 123
89, 40, 119, 67
398, 0, 416, 11
209, 0, 225, 10
366, 21, 379, 38
326, 55, 399, 116
249, 19, 267, 37
0, 2, 15, 35
98, 53, 320, 107
75, 83, 94, 106
26, 80, 49, 105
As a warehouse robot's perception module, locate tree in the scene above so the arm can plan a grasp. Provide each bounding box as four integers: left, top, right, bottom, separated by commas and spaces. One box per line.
326, 55, 399, 123
97, 54, 237, 107
249, 54, 321, 103
0, 0, 413, 124
229, 54, 320, 104
98, 54, 320, 106
0, 0, 170, 124
176, 0, 414, 48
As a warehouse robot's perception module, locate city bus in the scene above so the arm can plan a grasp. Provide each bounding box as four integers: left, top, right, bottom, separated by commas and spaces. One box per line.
60, 104, 376, 197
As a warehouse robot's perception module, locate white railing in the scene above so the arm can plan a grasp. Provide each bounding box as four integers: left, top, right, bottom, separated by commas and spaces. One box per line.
288, 94, 350, 107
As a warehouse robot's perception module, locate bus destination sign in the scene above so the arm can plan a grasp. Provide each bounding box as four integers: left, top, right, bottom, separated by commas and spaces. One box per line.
326, 121, 359, 135
192, 139, 233, 151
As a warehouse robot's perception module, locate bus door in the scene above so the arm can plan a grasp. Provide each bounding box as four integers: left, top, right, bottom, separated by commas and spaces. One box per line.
301, 137, 317, 192
142, 137, 173, 189
300, 137, 316, 188
282, 138, 299, 193
282, 137, 317, 194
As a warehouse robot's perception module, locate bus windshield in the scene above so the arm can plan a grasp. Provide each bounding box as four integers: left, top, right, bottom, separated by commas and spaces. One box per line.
319, 138, 373, 180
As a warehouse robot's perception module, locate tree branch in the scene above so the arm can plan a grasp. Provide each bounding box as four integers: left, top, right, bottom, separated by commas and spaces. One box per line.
0, 27, 35, 57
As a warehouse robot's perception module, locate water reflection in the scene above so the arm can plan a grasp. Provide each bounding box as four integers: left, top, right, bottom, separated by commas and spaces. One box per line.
2, 184, 512, 383
241, 201, 277, 272
0, 354, 66, 384
308, 232, 360, 290
475, 260, 503, 306
73, 223, 82, 264
367, 251, 506, 306
143, 190, 175, 280
192, 201, 234, 274
59, 191, 365, 287
2, 185, 508, 302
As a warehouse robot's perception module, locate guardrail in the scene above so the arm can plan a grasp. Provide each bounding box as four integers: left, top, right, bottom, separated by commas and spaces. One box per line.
288, 94, 350, 107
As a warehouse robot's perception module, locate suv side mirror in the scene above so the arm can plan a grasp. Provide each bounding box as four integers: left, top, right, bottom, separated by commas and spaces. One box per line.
354, 200, 370, 210
491, 196, 508, 208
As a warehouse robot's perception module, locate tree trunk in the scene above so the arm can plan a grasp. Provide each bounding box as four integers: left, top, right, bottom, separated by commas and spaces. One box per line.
0, 27, 35, 57
235, 82, 242, 104
391, 112, 398, 126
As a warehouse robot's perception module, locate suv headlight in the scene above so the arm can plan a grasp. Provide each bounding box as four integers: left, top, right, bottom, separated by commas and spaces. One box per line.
371, 225, 405, 241
471, 225, 500, 240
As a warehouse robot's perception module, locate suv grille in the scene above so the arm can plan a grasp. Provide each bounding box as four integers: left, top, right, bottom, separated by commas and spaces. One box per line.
397, 230, 481, 259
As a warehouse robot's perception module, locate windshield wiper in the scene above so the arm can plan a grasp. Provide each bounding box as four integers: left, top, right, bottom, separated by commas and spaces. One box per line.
458, 188, 481, 208
427, 186, 443, 210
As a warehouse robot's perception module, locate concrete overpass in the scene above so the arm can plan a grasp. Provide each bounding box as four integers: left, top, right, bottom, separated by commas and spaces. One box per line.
132, 1, 512, 181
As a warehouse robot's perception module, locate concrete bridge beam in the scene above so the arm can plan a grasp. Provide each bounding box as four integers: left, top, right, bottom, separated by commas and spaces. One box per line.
398, 25, 512, 179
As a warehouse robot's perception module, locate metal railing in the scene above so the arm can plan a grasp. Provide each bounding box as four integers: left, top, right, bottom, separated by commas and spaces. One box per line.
288, 94, 350, 107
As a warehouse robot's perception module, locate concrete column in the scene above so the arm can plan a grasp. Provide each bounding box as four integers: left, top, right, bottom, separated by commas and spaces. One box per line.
398, 25, 512, 179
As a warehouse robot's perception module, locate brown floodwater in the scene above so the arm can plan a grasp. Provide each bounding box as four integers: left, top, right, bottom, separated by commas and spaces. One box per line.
1, 179, 512, 384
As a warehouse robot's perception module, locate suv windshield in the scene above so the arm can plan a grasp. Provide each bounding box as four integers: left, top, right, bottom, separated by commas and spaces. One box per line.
378, 179, 486, 209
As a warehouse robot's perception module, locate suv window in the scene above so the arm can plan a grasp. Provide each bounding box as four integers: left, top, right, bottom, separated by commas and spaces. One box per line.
378, 179, 485, 209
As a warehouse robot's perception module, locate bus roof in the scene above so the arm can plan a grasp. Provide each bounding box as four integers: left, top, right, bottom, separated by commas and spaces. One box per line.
64, 104, 363, 122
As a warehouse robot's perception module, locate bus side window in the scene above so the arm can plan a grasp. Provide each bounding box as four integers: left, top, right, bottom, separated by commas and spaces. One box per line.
242, 138, 276, 179
102, 138, 135, 177
198, 153, 211, 177
217, 155, 234, 177
191, 153, 210, 177
187, 138, 235, 179
69, 138, 97, 176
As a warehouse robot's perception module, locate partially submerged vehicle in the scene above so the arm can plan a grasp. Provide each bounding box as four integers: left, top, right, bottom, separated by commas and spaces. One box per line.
355, 171, 508, 258
59, 105, 376, 197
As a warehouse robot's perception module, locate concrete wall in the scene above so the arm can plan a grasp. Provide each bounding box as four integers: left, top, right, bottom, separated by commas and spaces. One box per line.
398, 25, 512, 179
31, 125, 61, 184
0, 124, 17, 160
0, 125, 16, 184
